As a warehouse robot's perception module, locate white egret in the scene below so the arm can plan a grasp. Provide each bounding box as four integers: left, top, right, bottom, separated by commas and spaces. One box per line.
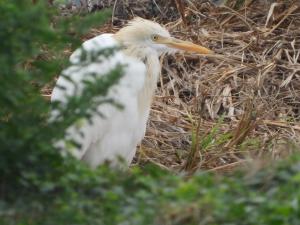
51, 18, 212, 168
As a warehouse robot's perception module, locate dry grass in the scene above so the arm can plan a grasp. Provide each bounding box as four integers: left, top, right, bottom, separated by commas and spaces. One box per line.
50, 0, 300, 173
135, 0, 300, 172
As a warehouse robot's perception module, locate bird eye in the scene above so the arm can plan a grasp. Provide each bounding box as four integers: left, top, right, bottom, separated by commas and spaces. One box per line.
152, 35, 159, 41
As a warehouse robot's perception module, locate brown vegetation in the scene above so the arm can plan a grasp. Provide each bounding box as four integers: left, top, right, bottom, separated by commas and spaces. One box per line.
49, 0, 300, 173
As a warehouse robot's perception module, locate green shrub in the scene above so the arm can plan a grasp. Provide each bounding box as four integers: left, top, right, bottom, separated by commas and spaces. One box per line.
0, 0, 112, 187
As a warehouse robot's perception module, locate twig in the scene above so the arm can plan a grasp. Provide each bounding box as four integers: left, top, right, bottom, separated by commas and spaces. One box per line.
263, 120, 300, 131
111, 0, 118, 24
264, 4, 299, 37
207, 160, 248, 172
174, 0, 187, 26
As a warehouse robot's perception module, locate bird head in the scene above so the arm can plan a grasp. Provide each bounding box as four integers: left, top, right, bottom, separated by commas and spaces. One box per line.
114, 17, 212, 56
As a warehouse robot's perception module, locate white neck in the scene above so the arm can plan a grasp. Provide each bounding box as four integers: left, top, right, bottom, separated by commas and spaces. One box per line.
123, 46, 161, 116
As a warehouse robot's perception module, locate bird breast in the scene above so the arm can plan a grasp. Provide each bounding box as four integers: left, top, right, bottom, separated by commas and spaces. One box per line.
122, 47, 161, 119
133, 52, 161, 143
137, 53, 161, 115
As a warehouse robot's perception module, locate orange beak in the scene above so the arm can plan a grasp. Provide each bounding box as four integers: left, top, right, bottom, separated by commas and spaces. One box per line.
158, 37, 213, 54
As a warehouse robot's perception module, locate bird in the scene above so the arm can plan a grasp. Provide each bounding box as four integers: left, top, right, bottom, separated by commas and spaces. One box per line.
51, 17, 212, 168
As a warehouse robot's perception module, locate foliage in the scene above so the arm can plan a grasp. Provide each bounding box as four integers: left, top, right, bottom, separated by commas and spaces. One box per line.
0, 1, 299, 225
0, 0, 113, 193
1, 155, 300, 225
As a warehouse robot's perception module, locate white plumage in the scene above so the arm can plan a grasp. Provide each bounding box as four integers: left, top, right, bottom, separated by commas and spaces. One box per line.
51, 18, 212, 168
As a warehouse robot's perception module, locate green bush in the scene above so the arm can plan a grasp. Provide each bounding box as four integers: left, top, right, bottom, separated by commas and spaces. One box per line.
0, 1, 299, 225
0, 0, 112, 187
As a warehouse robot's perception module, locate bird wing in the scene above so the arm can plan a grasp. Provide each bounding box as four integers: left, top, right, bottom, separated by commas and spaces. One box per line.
51, 34, 146, 164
